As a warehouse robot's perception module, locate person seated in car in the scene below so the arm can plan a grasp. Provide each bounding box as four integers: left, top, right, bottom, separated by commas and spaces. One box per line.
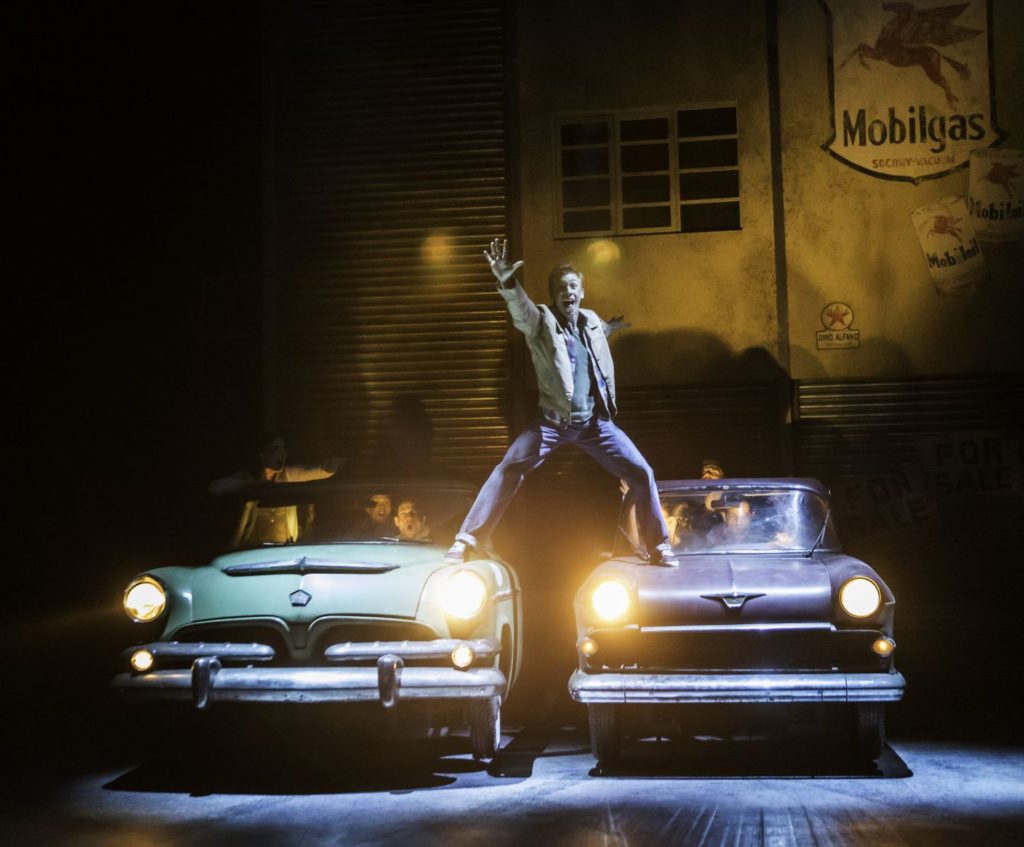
210, 432, 343, 494
681, 459, 728, 539
354, 493, 394, 538
703, 498, 753, 546
394, 499, 431, 542
722, 499, 752, 536
700, 458, 724, 481
218, 433, 343, 547
662, 501, 694, 547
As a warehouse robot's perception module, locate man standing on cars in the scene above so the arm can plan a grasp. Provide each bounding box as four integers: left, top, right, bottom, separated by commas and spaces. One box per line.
446, 239, 675, 567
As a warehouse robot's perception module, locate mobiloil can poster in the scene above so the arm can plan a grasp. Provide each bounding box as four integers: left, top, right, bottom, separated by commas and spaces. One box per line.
969, 147, 1023, 240
821, 1, 1005, 183
910, 194, 987, 293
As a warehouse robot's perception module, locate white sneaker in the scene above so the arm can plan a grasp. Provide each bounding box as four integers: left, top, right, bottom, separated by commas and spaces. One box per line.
650, 544, 678, 567
445, 540, 470, 564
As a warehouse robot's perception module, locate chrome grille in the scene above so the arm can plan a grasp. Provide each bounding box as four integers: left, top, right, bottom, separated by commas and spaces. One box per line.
173, 624, 291, 665
585, 627, 887, 673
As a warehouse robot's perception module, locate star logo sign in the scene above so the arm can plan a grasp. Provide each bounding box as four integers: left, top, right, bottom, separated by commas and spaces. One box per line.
820, 302, 853, 331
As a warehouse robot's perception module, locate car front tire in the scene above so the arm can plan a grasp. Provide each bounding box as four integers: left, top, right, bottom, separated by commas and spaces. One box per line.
469, 697, 501, 760
856, 703, 885, 761
588, 704, 620, 765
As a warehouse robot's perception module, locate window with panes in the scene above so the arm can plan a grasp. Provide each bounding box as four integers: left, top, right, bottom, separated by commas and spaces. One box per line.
555, 105, 740, 238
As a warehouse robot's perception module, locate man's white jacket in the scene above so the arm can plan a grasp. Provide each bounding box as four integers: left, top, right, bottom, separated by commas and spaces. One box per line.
499, 281, 618, 421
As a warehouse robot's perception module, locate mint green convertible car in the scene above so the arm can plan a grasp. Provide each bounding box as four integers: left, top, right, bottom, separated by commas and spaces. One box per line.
113, 481, 522, 758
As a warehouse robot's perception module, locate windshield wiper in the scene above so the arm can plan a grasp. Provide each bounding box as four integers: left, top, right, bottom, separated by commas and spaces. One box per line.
805, 508, 832, 558
223, 556, 399, 576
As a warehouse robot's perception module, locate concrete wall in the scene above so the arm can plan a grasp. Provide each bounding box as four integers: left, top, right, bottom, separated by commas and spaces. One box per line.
514, 0, 1024, 384
779, 0, 1024, 379
515, 0, 780, 386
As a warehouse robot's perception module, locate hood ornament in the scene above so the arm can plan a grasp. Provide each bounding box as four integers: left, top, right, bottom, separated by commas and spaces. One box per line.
701, 591, 764, 611
289, 589, 312, 607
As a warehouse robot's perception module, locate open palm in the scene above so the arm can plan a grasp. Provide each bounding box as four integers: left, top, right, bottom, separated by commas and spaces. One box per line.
483, 238, 524, 287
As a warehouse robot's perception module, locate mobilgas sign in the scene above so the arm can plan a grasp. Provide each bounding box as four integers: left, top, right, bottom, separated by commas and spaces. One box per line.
820, 0, 1005, 183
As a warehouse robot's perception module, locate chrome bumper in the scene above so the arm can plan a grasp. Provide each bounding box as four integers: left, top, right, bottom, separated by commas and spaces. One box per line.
568, 670, 906, 704
114, 665, 506, 706
113, 638, 504, 709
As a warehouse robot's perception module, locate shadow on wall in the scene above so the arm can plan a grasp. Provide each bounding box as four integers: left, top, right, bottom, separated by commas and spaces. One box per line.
790, 336, 917, 380
289, 374, 373, 477
612, 328, 787, 385
370, 394, 437, 478
609, 329, 792, 477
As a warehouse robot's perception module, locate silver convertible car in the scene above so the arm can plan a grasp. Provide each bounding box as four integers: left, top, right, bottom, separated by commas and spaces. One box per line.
113, 481, 522, 759
569, 478, 905, 764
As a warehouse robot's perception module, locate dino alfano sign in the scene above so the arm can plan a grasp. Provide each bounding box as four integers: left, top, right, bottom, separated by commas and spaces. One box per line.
822, 1, 1005, 183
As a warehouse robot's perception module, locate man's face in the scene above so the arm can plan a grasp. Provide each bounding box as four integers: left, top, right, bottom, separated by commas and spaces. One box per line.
366, 494, 392, 525
259, 437, 287, 472
552, 272, 584, 323
725, 501, 752, 533
701, 463, 723, 480
394, 500, 426, 540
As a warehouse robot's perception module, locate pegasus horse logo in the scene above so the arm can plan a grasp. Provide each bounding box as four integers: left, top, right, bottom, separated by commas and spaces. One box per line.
984, 162, 1018, 198
927, 213, 963, 242
838, 2, 982, 108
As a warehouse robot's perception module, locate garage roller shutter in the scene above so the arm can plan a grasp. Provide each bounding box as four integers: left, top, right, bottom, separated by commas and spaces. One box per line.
794, 374, 1023, 692
615, 383, 787, 479
267, 0, 511, 477
795, 375, 1023, 480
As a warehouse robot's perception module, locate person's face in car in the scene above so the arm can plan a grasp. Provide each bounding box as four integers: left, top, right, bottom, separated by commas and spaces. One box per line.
366, 494, 393, 526
394, 500, 427, 540
724, 501, 752, 534
701, 462, 723, 480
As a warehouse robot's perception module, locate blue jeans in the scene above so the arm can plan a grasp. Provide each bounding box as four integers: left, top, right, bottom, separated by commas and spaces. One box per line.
456, 415, 669, 555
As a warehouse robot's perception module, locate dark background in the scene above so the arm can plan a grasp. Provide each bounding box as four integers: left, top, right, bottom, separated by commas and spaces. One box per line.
14, 1, 261, 582
6, 0, 1021, 790
9, 0, 264, 776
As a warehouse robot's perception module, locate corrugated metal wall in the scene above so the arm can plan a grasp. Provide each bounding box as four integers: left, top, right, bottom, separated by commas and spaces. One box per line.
794, 374, 1024, 717
794, 374, 1023, 569
267, 0, 511, 477
795, 375, 1023, 480
616, 383, 787, 479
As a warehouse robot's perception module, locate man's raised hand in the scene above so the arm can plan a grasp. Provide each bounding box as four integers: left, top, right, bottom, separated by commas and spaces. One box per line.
483, 238, 524, 288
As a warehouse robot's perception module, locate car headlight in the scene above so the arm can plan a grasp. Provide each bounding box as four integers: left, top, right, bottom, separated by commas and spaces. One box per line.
443, 570, 487, 619
591, 579, 630, 622
123, 577, 167, 623
450, 642, 475, 669
838, 577, 881, 618
131, 649, 155, 672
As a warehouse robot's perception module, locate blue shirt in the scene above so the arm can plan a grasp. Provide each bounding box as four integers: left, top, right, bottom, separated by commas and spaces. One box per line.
566, 322, 595, 422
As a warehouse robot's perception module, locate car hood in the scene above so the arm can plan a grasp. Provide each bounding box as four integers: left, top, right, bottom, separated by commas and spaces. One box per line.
633, 555, 833, 627
191, 543, 446, 623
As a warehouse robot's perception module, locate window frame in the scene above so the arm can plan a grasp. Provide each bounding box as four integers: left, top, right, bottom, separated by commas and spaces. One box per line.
553, 103, 741, 239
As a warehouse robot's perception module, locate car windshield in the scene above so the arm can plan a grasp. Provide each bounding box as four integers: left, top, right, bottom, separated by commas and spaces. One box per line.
229, 483, 473, 551
655, 488, 838, 554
